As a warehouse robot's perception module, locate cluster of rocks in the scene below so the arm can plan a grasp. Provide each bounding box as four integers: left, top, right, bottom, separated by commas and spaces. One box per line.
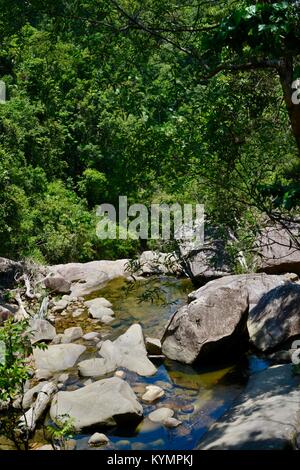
2, 229, 300, 451
161, 272, 300, 364
22, 319, 180, 450
179, 222, 300, 284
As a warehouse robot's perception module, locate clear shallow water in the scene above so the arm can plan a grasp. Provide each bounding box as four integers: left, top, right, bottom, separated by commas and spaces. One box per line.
64, 276, 269, 451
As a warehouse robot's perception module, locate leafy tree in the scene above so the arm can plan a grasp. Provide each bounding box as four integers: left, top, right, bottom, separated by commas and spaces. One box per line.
0, 319, 46, 450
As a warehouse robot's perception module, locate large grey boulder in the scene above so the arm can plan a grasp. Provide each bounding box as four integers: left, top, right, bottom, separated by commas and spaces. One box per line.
199, 364, 300, 450
248, 283, 300, 351
177, 226, 233, 283
50, 377, 143, 430
79, 324, 156, 377
162, 274, 295, 364
99, 324, 157, 376
47, 260, 129, 297
33, 344, 86, 372
256, 224, 300, 275
29, 318, 56, 345
137, 251, 182, 276
43, 274, 71, 294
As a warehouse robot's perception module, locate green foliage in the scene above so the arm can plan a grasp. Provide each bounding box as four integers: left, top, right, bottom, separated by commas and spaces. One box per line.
0, 319, 45, 450
78, 169, 108, 208
0, 1, 299, 265
47, 414, 76, 450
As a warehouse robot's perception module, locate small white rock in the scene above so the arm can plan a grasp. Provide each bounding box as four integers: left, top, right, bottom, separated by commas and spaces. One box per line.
83, 332, 100, 341
148, 407, 174, 423
101, 315, 114, 324
61, 326, 83, 343
88, 432, 109, 447
114, 370, 126, 379
72, 308, 85, 318
142, 385, 164, 403
52, 299, 69, 313
163, 417, 182, 428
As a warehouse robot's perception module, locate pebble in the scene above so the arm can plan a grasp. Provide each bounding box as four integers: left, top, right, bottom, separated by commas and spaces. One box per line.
131, 442, 146, 450
83, 332, 100, 341
180, 404, 194, 414
114, 370, 126, 379
116, 440, 131, 449
148, 407, 174, 423
72, 308, 85, 318
142, 385, 164, 403
88, 433, 109, 447
163, 417, 182, 428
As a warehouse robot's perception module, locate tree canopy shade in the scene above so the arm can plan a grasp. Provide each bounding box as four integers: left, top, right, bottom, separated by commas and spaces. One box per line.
0, 1, 299, 265
102, 1, 300, 152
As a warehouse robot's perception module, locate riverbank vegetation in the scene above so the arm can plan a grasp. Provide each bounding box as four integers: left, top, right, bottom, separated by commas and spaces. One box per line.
0, 1, 300, 265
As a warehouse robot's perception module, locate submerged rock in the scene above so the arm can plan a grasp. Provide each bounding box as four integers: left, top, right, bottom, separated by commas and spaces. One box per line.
33, 344, 86, 372
50, 377, 143, 430
163, 417, 182, 428
199, 364, 300, 450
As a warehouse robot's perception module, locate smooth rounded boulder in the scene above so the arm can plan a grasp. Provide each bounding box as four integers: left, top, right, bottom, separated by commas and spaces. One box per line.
248, 283, 300, 351
50, 377, 143, 430
162, 274, 295, 364
98, 323, 157, 376
33, 344, 86, 372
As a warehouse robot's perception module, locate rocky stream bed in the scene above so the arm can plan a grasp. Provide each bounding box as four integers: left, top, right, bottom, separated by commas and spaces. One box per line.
1, 252, 300, 451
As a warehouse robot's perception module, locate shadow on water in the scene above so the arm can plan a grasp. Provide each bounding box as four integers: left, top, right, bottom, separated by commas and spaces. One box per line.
66, 276, 270, 450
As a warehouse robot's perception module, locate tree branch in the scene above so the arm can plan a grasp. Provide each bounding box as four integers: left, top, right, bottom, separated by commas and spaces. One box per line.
201, 59, 281, 80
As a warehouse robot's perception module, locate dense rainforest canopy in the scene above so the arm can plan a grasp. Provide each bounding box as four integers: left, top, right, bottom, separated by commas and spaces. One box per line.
0, 0, 300, 265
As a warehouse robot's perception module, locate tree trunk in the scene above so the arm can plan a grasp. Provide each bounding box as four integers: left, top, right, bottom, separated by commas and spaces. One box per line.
278, 56, 300, 154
